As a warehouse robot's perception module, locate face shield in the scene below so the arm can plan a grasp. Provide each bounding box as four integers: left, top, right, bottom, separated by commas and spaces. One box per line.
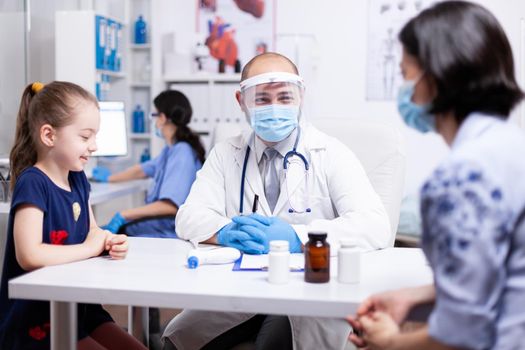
240, 72, 305, 142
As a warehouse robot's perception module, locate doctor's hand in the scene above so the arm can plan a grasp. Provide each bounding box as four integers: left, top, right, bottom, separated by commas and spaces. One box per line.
232, 214, 302, 253
102, 212, 128, 234
92, 166, 111, 182
217, 221, 265, 255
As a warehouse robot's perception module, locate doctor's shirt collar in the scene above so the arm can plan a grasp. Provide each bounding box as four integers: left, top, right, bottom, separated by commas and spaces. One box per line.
252, 127, 298, 164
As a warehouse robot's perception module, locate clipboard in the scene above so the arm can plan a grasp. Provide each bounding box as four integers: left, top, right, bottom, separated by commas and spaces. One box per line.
232, 253, 304, 272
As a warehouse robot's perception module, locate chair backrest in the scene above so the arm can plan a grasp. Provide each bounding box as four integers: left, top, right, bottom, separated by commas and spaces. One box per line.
311, 118, 406, 246
210, 122, 247, 147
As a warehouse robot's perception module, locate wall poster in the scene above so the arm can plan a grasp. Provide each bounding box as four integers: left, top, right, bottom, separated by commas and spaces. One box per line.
197, 0, 275, 74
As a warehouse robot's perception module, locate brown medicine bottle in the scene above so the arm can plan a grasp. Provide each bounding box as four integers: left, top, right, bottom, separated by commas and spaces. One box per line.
304, 232, 330, 283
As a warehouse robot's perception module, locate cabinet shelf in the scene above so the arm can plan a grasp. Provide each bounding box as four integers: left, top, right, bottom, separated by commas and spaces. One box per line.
164, 73, 241, 84
130, 82, 151, 88
129, 43, 151, 50
130, 133, 151, 140
97, 69, 126, 79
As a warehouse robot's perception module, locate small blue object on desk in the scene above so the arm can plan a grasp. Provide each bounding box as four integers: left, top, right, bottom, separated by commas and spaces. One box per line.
186, 247, 241, 269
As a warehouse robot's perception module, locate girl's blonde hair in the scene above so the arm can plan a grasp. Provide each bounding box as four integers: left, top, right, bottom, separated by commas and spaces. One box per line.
9, 81, 98, 190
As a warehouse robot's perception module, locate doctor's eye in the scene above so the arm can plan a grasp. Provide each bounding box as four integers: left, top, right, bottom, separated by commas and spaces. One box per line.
276, 91, 296, 103
255, 97, 271, 105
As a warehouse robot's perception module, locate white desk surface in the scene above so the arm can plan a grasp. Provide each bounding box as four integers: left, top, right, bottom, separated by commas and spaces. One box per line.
0, 179, 151, 214
89, 179, 151, 205
9, 237, 433, 318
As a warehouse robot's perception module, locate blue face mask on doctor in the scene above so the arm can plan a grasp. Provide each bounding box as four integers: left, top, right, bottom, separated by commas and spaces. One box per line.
397, 75, 435, 133
248, 104, 299, 142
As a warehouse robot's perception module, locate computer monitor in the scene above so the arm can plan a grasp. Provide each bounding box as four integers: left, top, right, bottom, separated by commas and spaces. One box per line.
93, 101, 128, 157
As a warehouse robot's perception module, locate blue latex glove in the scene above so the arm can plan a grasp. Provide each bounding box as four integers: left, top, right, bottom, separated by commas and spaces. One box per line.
102, 212, 127, 234
92, 166, 111, 182
232, 214, 303, 253
217, 221, 265, 255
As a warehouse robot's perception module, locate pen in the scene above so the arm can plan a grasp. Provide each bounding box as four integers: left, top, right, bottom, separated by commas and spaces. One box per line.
252, 194, 259, 213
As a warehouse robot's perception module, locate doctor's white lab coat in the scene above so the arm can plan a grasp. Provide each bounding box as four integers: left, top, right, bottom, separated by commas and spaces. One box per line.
164, 123, 391, 350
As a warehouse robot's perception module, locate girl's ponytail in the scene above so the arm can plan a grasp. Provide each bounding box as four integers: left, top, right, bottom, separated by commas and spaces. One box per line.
9, 84, 40, 190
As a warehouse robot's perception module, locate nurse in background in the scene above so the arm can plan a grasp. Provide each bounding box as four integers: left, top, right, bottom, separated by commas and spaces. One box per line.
348, 2, 525, 349
92, 90, 204, 237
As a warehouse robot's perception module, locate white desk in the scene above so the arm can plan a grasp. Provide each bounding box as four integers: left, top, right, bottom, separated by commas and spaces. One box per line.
9, 237, 433, 349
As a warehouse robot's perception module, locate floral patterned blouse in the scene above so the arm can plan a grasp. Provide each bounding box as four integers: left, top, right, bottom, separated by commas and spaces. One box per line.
421, 113, 525, 350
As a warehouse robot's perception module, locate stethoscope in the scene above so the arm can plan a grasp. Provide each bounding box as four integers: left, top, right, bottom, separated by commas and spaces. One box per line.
239, 128, 311, 214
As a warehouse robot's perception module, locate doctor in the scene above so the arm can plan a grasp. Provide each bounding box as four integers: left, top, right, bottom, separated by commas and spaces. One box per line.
162, 53, 390, 350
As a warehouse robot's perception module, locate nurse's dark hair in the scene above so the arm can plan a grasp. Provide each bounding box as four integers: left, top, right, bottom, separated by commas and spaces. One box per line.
399, 1, 523, 124
153, 90, 205, 164
9, 81, 98, 190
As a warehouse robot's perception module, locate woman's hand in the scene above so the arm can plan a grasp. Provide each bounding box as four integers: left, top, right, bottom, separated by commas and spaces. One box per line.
104, 232, 129, 260
360, 312, 400, 350
347, 317, 368, 348
357, 288, 417, 324
347, 286, 429, 348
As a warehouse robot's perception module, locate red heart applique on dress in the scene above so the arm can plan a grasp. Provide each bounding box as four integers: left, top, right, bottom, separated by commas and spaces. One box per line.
28, 325, 47, 340
50, 230, 68, 245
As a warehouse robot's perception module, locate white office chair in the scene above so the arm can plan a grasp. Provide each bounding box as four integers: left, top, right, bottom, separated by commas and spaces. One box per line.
210, 122, 248, 147
311, 118, 406, 247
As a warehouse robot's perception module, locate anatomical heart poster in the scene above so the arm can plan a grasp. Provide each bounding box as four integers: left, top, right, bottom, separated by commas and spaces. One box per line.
197, 0, 275, 74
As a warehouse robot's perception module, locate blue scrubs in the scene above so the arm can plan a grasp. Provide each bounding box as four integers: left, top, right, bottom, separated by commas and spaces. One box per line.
0, 167, 113, 350
124, 141, 202, 238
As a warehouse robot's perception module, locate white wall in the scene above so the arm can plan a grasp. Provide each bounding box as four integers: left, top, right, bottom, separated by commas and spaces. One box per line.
2, 0, 524, 195
151, 0, 525, 195
0, 12, 25, 156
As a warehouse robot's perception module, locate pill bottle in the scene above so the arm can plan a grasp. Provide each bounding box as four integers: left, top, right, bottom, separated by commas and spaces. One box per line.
338, 238, 360, 284
304, 232, 330, 283
268, 240, 290, 284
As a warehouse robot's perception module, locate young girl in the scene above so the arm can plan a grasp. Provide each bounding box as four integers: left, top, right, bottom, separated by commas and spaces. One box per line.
0, 81, 147, 350
92, 90, 204, 237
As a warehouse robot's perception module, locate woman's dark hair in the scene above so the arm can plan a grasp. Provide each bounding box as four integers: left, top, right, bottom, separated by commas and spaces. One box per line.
399, 1, 523, 124
153, 90, 205, 163
9, 81, 98, 190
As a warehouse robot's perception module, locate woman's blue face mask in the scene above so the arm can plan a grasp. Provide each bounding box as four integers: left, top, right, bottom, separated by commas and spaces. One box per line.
397, 75, 435, 133
248, 104, 299, 142
154, 125, 163, 139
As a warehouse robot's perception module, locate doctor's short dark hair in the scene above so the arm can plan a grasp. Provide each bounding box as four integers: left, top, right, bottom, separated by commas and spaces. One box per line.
399, 0, 523, 124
